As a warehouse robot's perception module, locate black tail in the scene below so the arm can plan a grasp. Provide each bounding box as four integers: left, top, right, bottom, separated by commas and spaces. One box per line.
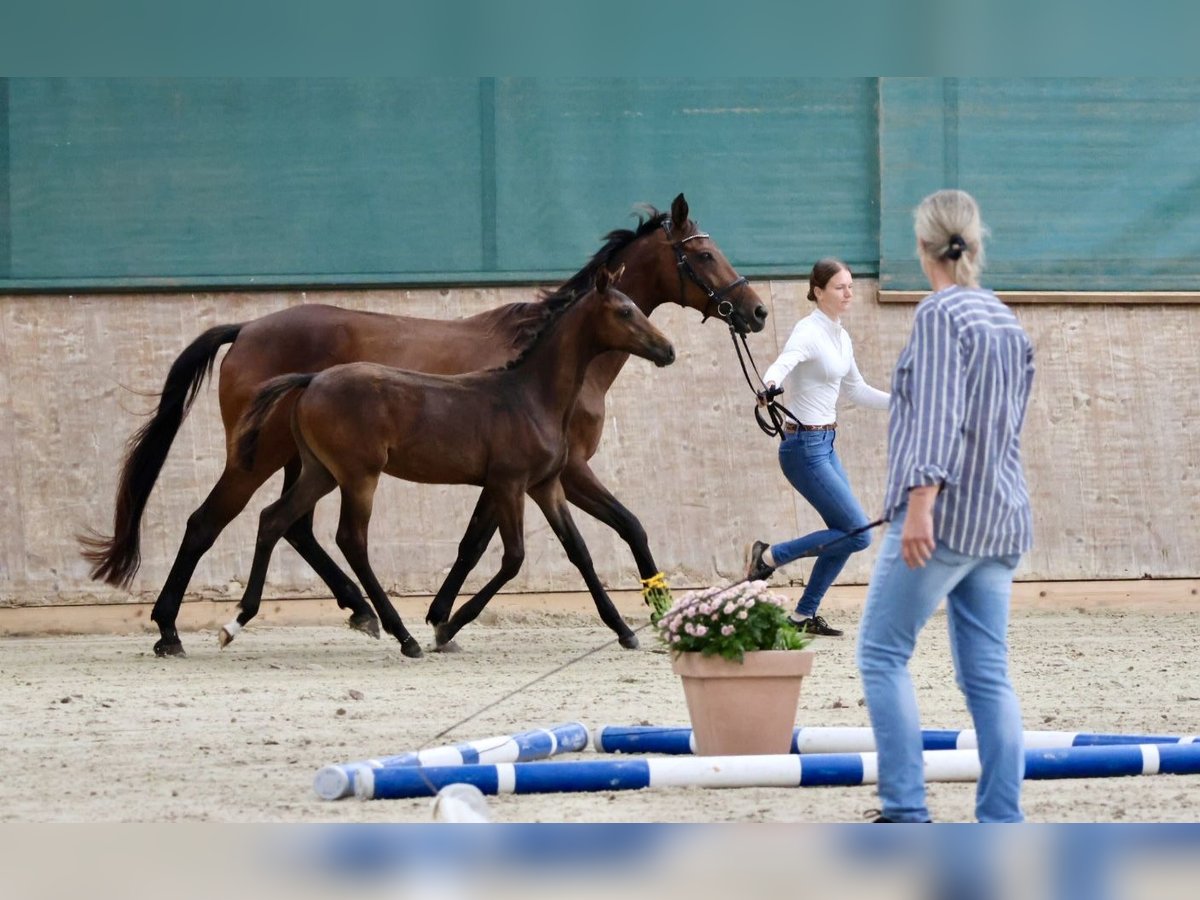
234, 373, 317, 472
79, 323, 244, 588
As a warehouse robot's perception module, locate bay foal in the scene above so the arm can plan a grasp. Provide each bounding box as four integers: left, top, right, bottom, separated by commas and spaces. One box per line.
228, 269, 674, 656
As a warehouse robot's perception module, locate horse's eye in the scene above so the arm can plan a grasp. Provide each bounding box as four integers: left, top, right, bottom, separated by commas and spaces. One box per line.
700, 251, 715, 262
619, 306, 634, 318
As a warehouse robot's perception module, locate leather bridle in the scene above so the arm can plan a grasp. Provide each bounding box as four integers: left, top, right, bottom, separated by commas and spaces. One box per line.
662, 221, 750, 331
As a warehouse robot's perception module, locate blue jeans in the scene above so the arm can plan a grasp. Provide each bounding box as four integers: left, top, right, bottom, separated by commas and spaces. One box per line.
770, 430, 871, 618
856, 509, 1024, 823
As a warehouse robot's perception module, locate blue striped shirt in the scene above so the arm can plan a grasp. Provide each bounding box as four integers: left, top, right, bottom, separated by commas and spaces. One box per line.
883, 285, 1035, 557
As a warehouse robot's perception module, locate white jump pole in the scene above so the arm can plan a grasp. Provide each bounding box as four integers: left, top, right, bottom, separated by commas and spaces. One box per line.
352, 742, 1200, 800
314, 721, 589, 800
592, 724, 1200, 756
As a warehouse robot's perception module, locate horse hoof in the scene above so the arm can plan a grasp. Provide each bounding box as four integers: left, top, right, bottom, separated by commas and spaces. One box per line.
218, 627, 235, 649
348, 612, 381, 639
153, 639, 186, 658
619, 633, 640, 650
400, 636, 424, 659
433, 639, 463, 654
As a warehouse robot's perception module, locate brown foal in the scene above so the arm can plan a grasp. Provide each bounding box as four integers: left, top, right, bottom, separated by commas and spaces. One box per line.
226, 269, 675, 656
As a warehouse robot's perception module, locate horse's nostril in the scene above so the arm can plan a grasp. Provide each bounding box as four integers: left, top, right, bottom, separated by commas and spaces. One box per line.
755, 305, 768, 321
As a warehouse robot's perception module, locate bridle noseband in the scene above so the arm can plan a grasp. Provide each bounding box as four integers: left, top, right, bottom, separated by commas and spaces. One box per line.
662, 221, 749, 329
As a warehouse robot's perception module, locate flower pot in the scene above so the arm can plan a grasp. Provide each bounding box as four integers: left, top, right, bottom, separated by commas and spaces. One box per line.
671, 649, 815, 756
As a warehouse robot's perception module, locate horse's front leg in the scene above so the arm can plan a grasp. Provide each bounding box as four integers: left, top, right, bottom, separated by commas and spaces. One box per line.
434, 486, 524, 651
425, 489, 499, 636
560, 458, 663, 584
530, 477, 639, 650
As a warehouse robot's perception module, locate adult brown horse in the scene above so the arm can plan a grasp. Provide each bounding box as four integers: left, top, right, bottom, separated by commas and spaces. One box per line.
227, 269, 675, 656
80, 194, 767, 657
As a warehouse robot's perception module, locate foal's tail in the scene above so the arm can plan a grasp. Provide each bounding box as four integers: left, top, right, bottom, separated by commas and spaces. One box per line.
79, 323, 244, 588
234, 373, 317, 472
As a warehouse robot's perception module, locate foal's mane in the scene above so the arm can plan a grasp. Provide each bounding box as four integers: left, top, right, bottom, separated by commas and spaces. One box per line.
496, 206, 671, 372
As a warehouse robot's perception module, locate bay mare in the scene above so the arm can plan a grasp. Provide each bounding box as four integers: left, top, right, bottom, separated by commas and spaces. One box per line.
227, 271, 675, 655
81, 194, 767, 656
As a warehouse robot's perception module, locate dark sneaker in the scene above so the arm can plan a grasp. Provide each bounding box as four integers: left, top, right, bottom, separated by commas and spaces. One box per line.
744, 540, 775, 582
790, 614, 843, 637
864, 809, 932, 823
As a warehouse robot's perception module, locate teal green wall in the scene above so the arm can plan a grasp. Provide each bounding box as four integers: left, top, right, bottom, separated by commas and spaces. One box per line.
3, 78, 1199, 292
880, 78, 1200, 290
0, 77, 878, 289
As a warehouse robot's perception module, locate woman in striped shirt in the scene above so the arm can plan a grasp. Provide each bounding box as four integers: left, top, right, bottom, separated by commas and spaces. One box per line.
857, 189, 1035, 823
743, 258, 890, 636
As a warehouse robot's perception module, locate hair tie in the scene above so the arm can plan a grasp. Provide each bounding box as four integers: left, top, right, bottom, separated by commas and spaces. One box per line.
945, 235, 967, 261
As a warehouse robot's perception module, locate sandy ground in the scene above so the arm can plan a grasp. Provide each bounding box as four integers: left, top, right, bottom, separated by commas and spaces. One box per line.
2, 600, 1199, 824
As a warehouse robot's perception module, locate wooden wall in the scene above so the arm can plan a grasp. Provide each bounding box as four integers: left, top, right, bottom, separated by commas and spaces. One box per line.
1, 280, 1196, 609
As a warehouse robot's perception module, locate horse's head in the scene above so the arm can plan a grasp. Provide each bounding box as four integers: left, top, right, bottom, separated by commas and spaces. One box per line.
657, 193, 769, 335
588, 266, 676, 367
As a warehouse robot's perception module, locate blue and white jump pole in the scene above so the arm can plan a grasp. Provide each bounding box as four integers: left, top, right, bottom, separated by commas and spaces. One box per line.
314, 721, 589, 800
351, 742, 1200, 800
593, 725, 1200, 756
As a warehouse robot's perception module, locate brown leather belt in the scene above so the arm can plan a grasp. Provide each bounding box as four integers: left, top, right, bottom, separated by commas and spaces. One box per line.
783, 421, 837, 434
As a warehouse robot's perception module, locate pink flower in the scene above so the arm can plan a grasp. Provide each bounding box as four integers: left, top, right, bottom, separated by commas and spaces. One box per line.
737, 610, 748, 620
693, 624, 708, 637
721, 625, 734, 636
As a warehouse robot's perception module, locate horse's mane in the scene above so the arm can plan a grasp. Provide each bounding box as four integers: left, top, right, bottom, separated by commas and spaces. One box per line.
495, 206, 671, 372
540, 207, 670, 307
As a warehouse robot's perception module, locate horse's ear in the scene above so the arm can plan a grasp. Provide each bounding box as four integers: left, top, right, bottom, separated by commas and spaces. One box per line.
611, 263, 626, 285
670, 193, 689, 230
595, 267, 611, 293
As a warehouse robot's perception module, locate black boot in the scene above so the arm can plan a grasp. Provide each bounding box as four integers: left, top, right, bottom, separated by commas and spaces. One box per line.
745, 540, 775, 581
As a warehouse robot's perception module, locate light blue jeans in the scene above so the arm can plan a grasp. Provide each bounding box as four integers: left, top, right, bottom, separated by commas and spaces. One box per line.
771, 430, 871, 618
856, 509, 1025, 823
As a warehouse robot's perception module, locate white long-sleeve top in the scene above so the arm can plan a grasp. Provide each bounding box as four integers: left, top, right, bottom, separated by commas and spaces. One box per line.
762, 307, 890, 426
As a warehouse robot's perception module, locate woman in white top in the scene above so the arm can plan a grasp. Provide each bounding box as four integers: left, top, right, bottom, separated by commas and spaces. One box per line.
745, 258, 890, 636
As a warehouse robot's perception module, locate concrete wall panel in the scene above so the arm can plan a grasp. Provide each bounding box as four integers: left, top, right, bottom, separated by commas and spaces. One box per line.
1, 281, 1195, 608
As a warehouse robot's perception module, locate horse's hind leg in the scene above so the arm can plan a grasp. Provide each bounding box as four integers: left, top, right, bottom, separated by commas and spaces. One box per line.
334, 479, 423, 659
435, 487, 525, 650
150, 465, 270, 657
220, 461, 337, 648
279, 457, 379, 639
532, 477, 639, 649
425, 489, 499, 631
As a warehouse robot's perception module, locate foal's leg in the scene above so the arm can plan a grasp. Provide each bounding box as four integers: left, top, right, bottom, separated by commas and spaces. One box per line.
219, 461, 338, 648
150, 464, 270, 657
334, 477, 423, 659
434, 486, 525, 650
560, 459, 661, 584
425, 489, 499, 631
279, 457, 379, 639
531, 478, 639, 649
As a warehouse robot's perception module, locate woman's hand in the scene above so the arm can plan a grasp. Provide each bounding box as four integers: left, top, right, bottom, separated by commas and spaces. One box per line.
901, 486, 939, 568
757, 382, 777, 407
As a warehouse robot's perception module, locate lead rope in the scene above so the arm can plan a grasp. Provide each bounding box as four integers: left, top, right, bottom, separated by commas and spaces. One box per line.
727, 321, 801, 440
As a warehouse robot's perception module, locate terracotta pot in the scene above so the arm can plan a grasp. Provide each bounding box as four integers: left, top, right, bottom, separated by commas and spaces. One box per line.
671, 649, 816, 756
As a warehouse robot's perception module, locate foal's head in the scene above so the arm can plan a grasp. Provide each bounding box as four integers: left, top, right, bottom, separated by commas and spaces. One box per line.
586, 267, 676, 367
